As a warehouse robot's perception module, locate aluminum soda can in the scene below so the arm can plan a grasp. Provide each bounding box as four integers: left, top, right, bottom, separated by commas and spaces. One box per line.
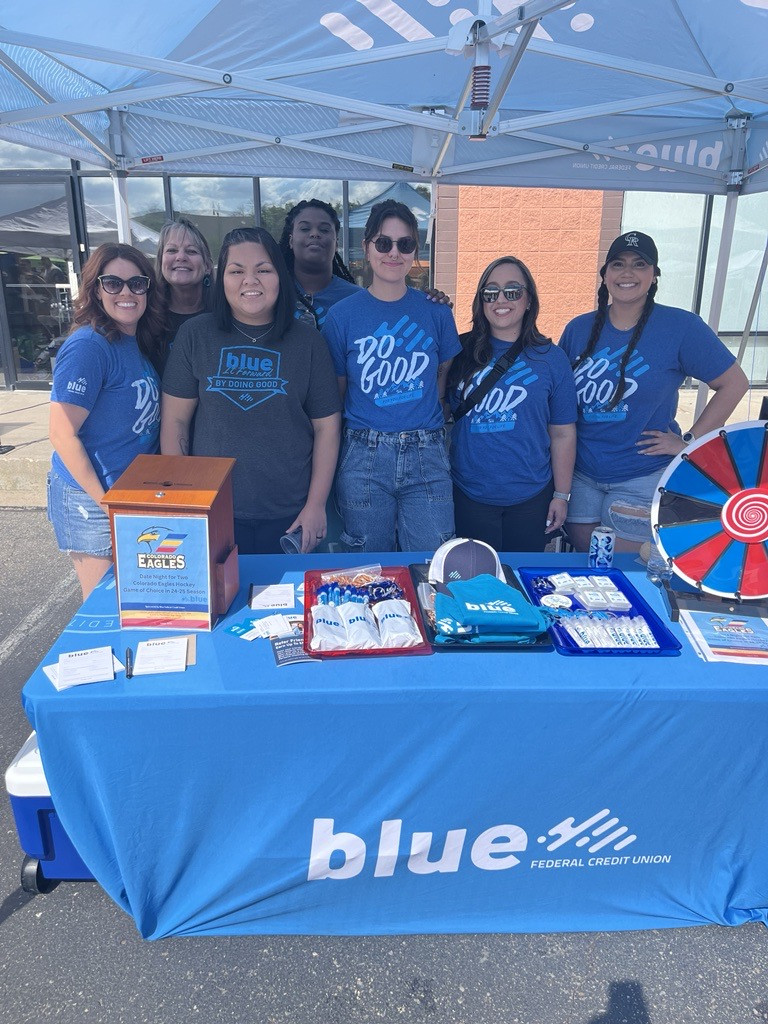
588, 526, 615, 569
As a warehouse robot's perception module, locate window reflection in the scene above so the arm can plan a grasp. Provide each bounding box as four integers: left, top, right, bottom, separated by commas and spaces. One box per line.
171, 177, 254, 262
81, 177, 161, 256
259, 179, 342, 245
0, 182, 75, 385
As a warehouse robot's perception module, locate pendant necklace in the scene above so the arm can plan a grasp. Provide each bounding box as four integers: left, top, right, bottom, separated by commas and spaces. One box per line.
232, 320, 274, 343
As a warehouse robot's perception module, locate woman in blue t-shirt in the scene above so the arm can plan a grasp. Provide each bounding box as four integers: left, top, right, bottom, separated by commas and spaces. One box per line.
48, 244, 165, 599
448, 257, 577, 552
322, 200, 461, 552
559, 230, 748, 554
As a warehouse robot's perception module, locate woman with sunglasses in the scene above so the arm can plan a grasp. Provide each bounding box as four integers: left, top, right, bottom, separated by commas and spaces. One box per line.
278, 198, 451, 330
559, 231, 748, 553
156, 216, 214, 346
447, 258, 577, 552
47, 244, 165, 600
161, 227, 341, 555
322, 200, 461, 552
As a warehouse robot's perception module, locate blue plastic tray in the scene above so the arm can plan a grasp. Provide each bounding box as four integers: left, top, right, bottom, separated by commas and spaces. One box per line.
517, 567, 682, 657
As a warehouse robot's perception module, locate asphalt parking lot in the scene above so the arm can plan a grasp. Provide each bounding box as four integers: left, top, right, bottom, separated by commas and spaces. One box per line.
0, 507, 766, 1024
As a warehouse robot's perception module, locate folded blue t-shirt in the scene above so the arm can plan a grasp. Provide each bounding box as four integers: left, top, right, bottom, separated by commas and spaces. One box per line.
447, 575, 548, 633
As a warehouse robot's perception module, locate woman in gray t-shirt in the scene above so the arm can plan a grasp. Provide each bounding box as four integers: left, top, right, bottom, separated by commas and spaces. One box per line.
161, 227, 341, 555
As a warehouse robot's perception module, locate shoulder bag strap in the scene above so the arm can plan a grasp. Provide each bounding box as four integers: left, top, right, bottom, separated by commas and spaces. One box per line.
452, 339, 524, 423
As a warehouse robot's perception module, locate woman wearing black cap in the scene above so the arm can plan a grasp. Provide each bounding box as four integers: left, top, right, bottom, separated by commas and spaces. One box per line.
559, 230, 748, 554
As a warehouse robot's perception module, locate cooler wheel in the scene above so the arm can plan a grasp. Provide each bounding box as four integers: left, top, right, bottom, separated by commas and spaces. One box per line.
21, 856, 60, 895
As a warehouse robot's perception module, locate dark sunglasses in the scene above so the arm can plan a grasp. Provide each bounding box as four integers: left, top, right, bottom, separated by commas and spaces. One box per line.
98, 274, 151, 295
372, 235, 417, 255
481, 284, 528, 303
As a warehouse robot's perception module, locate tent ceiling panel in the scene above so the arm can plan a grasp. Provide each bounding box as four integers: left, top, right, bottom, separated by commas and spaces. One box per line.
0, 0, 766, 194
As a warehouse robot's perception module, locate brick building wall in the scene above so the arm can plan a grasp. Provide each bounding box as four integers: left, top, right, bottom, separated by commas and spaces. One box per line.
434, 185, 623, 341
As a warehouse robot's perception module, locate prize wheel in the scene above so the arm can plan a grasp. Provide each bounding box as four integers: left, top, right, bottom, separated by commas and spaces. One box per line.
650, 420, 768, 600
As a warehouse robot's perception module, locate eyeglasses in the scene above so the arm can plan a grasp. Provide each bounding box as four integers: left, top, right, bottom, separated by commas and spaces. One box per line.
481, 285, 528, 303
372, 235, 417, 255
97, 274, 151, 295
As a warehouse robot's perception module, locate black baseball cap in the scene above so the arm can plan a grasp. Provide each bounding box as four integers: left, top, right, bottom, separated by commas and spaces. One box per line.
604, 231, 659, 269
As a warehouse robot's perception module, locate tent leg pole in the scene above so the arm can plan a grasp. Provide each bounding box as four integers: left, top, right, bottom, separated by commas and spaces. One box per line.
695, 189, 739, 420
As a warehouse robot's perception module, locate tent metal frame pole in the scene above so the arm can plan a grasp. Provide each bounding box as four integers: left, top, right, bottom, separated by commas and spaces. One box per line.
0, 50, 116, 164
341, 181, 350, 267
694, 112, 750, 418
692, 194, 713, 317
108, 110, 131, 244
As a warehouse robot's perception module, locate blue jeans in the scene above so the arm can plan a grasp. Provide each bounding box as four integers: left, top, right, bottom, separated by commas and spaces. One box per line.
337, 427, 455, 553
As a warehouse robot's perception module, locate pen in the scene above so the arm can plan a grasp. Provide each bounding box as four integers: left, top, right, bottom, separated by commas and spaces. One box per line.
125, 647, 134, 679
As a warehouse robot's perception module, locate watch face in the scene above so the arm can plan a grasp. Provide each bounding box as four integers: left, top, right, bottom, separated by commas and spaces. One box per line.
682, 432, 694, 443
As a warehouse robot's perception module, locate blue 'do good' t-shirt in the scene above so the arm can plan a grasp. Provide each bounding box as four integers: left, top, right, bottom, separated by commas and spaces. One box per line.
322, 288, 461, 431
449, 339, 577, 505
294, 276, 360, 329
50, 326, 160, 490
558, 303, 736, 483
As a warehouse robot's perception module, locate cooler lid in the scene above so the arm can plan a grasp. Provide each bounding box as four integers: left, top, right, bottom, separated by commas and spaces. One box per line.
4, 732, 51, 798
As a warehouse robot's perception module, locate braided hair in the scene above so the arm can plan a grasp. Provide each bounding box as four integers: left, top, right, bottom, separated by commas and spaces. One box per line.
572, 268, 659, 411
278, 199, 355, 285
448, 256, 551, 392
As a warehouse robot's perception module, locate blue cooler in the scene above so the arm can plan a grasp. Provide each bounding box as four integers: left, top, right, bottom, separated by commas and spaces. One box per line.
5, 732, 93, 892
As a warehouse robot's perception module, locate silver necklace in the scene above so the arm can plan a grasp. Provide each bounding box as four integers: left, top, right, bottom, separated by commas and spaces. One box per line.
232, 320, 274, 343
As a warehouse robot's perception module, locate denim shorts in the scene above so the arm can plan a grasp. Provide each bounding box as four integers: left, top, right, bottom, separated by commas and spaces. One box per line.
47, 470, 112, 556
566, 468, 663, 543
336, 427, 455, 553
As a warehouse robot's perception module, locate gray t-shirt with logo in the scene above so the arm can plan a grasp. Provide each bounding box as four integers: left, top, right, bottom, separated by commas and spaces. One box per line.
162, 313, 341, 519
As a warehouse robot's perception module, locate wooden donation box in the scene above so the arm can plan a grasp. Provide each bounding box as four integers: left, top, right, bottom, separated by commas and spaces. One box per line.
104, 454, 239, 631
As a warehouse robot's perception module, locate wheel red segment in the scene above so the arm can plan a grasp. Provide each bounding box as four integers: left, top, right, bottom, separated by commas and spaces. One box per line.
671, 530, 733, 585
742, 542, 768, 599
686, 437, 742, 495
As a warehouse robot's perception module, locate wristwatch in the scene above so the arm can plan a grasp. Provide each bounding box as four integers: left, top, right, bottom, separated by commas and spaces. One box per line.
681, 431, 696, 445
553, 490, 571, 502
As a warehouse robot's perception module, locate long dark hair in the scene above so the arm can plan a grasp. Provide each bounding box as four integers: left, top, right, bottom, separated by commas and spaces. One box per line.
448, 256, 550, 389
212, 227, 296, 336
155, 216, 213, 311
72, 243, 166, 373
278, 199, 355, 284
571, 259, 659, 410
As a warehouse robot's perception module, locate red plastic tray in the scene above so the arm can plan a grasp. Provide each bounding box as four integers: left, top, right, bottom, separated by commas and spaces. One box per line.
303, 565, 432, 658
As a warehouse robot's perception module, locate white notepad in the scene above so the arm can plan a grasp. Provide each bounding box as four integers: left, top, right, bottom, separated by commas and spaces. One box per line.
132, 636, 189, 676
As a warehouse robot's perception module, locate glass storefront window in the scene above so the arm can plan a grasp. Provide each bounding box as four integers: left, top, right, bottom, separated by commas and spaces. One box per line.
259, 179, 343, 248
0, 181, 75, 386
171, 177, 254, 262
621, 191, 705, 311
126, 177, 166, 256
80, 176, 162, 256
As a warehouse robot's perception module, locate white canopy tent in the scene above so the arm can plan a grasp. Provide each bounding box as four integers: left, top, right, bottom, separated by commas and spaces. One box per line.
1, 0, 767, 408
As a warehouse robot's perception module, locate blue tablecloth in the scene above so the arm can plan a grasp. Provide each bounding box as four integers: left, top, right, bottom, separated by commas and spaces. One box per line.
21, 553, 768, 940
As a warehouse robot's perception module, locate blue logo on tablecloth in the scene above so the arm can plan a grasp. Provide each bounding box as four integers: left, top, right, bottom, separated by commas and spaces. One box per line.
207, 345, 288, 410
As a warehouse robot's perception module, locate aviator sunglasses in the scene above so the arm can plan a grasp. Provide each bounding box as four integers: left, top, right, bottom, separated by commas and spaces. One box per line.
98, 274, 151, 295
372, 235, 417, 255
481, 284, 528, 303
